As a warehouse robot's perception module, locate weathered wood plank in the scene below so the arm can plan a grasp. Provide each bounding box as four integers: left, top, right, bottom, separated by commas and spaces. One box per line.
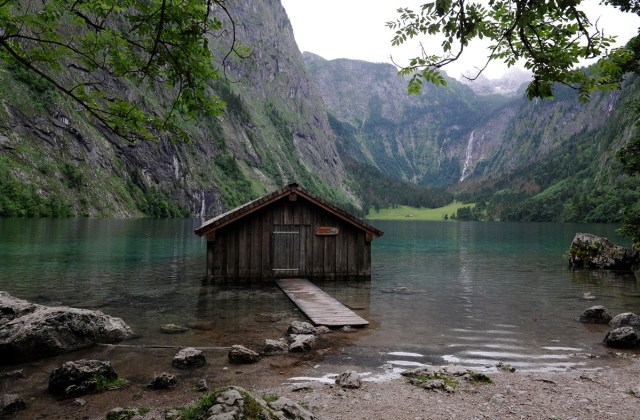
276, 278, 369, 327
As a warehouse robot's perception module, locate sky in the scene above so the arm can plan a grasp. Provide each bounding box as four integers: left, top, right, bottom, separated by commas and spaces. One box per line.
280, 0, 640, 79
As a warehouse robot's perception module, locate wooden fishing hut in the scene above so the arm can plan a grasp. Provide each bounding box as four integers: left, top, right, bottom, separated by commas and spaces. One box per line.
194, 183, 383, 281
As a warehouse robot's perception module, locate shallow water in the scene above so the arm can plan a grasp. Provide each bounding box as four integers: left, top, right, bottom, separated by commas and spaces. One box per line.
1, 218, 638, 374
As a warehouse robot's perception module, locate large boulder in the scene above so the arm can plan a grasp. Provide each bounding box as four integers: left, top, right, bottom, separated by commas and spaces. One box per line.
48, 359, 118, 397
0, 291, 133, 363
568, 233, 639, 270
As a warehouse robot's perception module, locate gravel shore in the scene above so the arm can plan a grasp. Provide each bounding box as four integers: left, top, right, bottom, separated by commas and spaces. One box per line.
262, 358, 640, 419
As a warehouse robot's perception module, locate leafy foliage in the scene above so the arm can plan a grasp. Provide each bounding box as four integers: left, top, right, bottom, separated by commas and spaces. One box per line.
0, 0, 244, 142
388, 0, 638, 100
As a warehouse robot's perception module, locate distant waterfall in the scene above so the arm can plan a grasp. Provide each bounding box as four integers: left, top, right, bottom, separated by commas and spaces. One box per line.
459, 130, 475, 182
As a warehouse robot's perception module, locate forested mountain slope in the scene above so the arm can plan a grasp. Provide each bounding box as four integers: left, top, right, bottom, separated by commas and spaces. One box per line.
304, 52, 640, 222
0, 0, 353, 218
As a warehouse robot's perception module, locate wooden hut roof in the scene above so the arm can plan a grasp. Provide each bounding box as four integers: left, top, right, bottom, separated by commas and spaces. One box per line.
194, 183, 383, 238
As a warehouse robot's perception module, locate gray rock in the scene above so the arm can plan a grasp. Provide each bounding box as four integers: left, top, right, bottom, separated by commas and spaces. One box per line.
172, 347, 206, 369
48, 359, 118, 396
314, 326, 331, 334
0, 291, 133, 363
194, 378, 209, 392
288, 321, 317, 335
106, 407, 136, 420
609, 312, 640, 330
1, 394, 26, 414
262, 338, 289, 355
148, 373, 177, 390
568, 233, 639, 270
603, 327, 640, 348
269, 396, 318, 419
335, 370, 361, 388
579, 306, 613, 324
289, 334, 316, 352
228, 345, 261, 364
72, 398, 86, 406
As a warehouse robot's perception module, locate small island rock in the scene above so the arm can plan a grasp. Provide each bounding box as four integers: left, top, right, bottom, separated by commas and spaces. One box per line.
287, 321, 317, 335
609, 312, 640, 331
262, 338, 289, 356
335, 370, 362, 389
568, 233, 639, 270
579, 306, 612, 324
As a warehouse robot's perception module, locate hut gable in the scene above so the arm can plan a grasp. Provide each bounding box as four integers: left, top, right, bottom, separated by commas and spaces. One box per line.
195, 183, 382, 281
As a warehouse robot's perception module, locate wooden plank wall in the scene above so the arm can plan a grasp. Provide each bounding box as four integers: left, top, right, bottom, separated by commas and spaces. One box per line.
206, 196, 372, 280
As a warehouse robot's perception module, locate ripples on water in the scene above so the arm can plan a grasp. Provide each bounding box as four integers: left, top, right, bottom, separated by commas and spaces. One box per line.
1, 218, 639, 374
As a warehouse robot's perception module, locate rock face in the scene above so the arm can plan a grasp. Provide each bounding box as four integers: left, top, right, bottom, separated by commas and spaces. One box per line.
0, 292, 133, 363
48, 360, 118, 397
172, 347, 206, 369
579, 306, 613, 324
568, 233, 639, 270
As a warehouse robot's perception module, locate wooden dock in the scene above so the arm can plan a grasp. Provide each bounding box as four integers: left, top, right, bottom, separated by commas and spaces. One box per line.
276, 278, 369, 327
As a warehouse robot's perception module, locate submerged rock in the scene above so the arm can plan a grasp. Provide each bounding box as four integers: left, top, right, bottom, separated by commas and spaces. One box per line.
0, 291, 133, 363
568, 233, 639, 270
160, 323, 189, 334
579, 306, 613, 324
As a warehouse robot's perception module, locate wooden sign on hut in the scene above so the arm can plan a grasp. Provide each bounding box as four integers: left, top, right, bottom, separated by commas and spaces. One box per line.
194, 183, 383, 281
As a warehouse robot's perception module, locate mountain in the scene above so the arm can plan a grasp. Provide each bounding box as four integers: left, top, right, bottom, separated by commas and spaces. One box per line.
458, 68, 531, 96
0, 0, 353, 218
303, 53, 640, 220
303, 52, 514, 186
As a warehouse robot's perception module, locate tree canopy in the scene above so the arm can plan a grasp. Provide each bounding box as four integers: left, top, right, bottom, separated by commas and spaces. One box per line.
388, 0, 640, 101
0, 0, 243, 142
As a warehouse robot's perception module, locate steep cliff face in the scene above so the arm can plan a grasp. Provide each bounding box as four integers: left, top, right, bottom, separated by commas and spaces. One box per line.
0, 0, 348, 218
304, 53, 629, 191
304, 52, 515, 186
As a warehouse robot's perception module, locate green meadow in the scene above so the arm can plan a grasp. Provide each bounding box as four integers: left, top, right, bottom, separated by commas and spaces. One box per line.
366, 202, 475, 221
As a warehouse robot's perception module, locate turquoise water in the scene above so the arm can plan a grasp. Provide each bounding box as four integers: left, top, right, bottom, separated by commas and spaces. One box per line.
1, 218, 638, 371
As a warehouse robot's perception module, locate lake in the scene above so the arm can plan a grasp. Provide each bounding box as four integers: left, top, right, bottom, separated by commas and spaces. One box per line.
1, 218, 638, 375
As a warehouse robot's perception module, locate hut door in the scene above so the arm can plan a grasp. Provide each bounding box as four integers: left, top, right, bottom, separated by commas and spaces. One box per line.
272, 225, 301, 276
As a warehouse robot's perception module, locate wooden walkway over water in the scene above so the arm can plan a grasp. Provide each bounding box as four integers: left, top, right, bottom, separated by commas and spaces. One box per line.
276, 278, 369, 327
